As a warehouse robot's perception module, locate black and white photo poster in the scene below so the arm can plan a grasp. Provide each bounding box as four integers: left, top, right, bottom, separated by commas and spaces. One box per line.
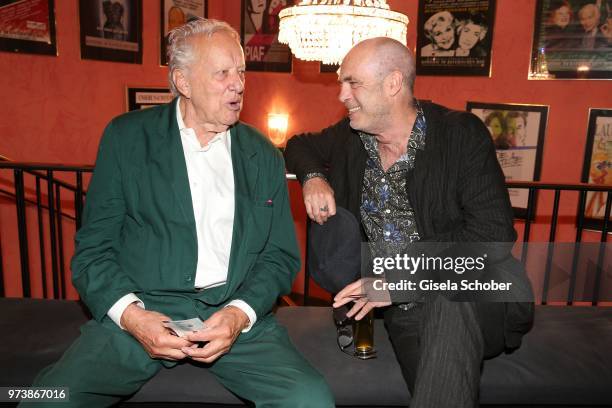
416, 0, 495, 76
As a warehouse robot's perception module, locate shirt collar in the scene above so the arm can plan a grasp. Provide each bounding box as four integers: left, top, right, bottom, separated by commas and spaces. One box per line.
409, 100, 427, 151
176, 98, 231, 151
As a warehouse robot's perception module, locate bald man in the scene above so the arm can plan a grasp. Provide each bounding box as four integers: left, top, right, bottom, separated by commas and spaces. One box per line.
284, 38, 533, 407
578, 3, 608, 49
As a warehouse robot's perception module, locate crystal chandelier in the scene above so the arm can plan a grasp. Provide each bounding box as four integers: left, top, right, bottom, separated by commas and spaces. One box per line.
278, 0, 409, 65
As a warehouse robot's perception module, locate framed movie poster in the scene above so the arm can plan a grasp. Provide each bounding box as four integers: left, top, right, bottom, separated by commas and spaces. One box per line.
530, 0, 612, 80
241, 0, 293, 72
0, 0, 57, 55
79, 0, 142, 64
160, 0, 207, 66
416, 0, 495, 76
467, 102, 549, 218
581, 108, 612, 230
126, 87, 173, 111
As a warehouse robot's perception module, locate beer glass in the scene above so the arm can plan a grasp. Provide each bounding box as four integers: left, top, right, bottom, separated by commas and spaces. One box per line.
353, 309, 376, 359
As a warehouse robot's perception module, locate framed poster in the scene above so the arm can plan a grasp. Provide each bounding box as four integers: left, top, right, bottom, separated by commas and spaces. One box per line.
416, 0, 495, 76
241, 0, 293, 72
530, 0, 612, 80
467, 102, 549, 219
126, 87, 173, 111
160, 0, 207, 66
79, 0, 142, 64
0, 0, 57, 55
581, 108, 612, 230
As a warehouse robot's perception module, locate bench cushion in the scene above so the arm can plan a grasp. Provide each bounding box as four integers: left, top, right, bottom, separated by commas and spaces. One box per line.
1, 298, 611, 406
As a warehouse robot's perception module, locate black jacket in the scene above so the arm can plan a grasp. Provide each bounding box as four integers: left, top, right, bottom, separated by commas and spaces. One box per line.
285, 102, 534, 354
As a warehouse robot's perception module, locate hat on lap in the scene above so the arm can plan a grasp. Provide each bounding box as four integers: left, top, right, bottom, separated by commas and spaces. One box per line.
307, 207, 362, 294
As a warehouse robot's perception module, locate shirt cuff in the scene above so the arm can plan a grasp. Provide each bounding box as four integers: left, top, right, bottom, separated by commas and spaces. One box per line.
302, 172, 327, 185
107, 293, 144, 330
226, 300, 257, 333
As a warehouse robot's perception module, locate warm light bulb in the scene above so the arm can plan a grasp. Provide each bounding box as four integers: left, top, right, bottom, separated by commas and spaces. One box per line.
268, 113, 289, 147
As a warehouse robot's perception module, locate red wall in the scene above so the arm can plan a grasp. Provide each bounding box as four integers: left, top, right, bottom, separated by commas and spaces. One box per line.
0, 1, 610, 300
2, 1, 610, 168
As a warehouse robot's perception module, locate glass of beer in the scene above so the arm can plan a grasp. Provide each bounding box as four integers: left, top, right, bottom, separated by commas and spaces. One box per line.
353, 309, 376, 359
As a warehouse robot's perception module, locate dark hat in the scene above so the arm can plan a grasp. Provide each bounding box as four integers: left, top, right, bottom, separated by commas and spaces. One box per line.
307, 207, 362, 294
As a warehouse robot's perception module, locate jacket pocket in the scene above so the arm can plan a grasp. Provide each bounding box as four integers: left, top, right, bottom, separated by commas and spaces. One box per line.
247, 202, 274, 253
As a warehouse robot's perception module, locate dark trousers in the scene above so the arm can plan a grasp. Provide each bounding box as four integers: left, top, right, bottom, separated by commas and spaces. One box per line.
384, 296, 486, 408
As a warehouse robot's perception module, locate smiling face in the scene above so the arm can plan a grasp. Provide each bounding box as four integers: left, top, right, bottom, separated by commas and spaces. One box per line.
337, 46, 390, 134
458, 23, 483, 50
553, 5, 571, 28
432, 21, 455, 49
183, 32, 246, 128
579, 4, 600, 32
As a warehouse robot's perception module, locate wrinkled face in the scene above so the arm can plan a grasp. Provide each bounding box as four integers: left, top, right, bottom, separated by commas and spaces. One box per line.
458, 23, 482, 50
250, 0, 266, 13
553, 6, 571, 28
432, 21, 455, 49
185, 32, 246, 127
337, 48, 389, 134
488, 117, 503, 139
507, 116, 527, 144
579, 7, 600, 32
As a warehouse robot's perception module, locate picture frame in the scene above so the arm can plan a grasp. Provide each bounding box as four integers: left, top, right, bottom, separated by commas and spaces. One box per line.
415, 0, 496, 76
320, 63, 339, 74
160, 0, 207, 66
580, 108, 612, 231
241, 0, 293, 72
530, 0, 612, 80
0, 0, 57, 56
78, 0, 143, 64
126, 87, 173, 111
467, 102, 549, 219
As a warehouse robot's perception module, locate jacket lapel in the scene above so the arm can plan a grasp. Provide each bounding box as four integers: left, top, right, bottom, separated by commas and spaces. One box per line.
226, 124, 258, 284
150, 98, 196, 227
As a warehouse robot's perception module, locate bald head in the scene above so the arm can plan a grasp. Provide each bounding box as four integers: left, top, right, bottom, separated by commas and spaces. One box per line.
343, 37, 416, 94
579, 3, 601, 32
337, 37, 416, 134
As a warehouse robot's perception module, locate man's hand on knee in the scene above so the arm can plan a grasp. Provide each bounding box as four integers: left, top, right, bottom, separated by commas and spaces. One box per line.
182, 306, 249, 363
303, 177, 336, 225
121, 303, 193, 361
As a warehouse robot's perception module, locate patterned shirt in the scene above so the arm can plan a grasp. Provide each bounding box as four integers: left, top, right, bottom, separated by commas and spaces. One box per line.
359, 102, 427, 259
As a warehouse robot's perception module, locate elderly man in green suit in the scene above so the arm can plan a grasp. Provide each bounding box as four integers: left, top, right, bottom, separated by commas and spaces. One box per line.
24, 18, 334, 407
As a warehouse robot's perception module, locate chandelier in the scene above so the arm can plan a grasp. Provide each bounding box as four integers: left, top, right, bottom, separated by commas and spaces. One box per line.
278, 0, 409, 65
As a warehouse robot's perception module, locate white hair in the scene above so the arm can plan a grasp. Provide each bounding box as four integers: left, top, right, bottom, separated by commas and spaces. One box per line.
166, 18, 240, 96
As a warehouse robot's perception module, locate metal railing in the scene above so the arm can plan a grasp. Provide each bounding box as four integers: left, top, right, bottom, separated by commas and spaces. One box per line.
0, 161, 92, 299
0, 161, 610, 305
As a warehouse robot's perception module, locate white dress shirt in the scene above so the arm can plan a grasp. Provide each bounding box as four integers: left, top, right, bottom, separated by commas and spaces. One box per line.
107, 99, 256, 331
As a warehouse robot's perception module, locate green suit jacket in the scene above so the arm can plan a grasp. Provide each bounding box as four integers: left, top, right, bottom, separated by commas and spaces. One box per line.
71, 99, 300, 324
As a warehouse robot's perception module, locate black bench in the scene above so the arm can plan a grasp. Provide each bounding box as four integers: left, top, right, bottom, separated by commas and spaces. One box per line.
1, 298, 611, 407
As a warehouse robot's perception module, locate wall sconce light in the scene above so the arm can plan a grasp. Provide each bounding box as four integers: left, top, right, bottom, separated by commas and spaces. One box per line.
267, 113, 289, 147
